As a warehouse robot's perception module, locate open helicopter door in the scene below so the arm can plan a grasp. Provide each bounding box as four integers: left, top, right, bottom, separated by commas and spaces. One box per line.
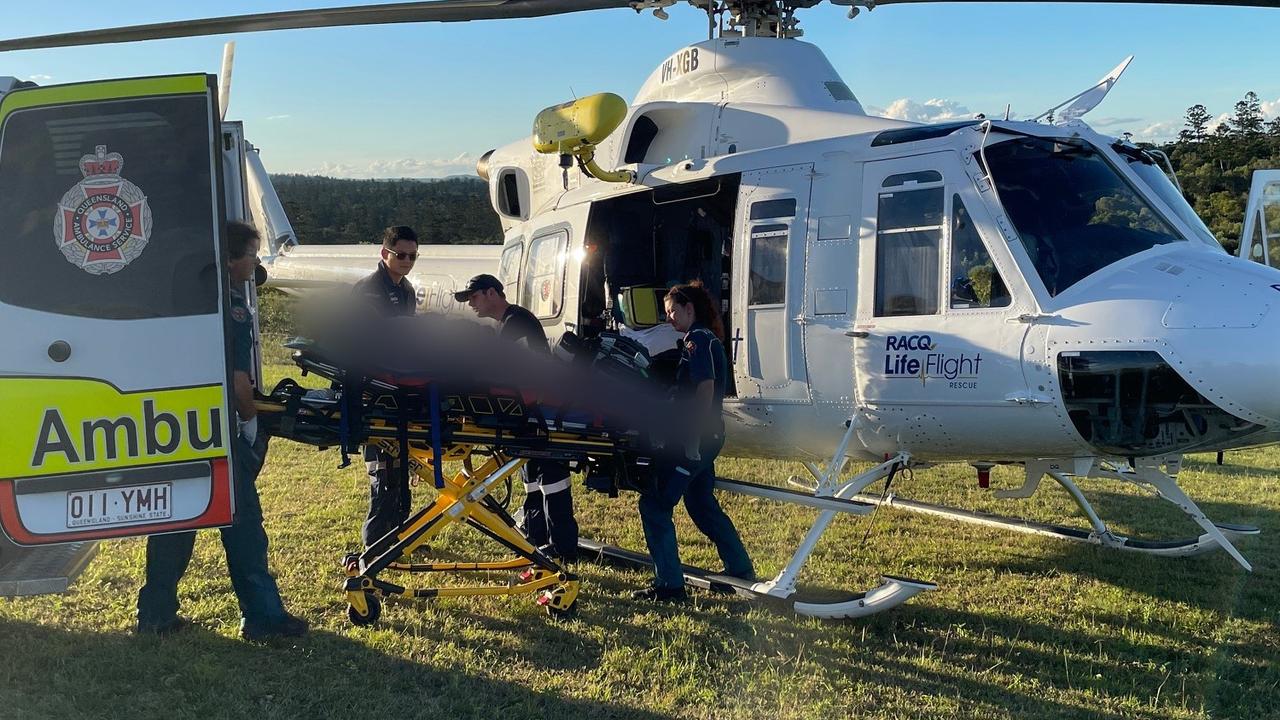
1240, 169, 1280, 268
0, 75, 238, 558
854, 153, 1037, 452
732, 164, 813, 403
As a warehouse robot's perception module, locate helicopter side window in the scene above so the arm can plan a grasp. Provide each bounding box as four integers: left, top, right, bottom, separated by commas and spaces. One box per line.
747, 199, 795, 305
521, 231, 566, 320
949, 195, 1010, 309
498, 240, 523, 297
874, 185, 943, 317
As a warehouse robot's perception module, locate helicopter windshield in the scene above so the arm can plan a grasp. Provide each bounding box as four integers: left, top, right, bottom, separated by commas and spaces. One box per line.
1112, 143, 1221, 248
985, 136, 1186, 296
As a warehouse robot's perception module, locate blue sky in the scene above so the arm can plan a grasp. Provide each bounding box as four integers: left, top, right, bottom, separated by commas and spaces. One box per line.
3, 1, 1276, 178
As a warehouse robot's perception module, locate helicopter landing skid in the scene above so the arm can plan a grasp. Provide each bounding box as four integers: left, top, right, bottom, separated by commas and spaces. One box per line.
838, 463, 1258, 571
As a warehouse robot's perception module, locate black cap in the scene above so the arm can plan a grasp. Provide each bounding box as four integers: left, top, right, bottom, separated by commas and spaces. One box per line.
454, 273, 504, 302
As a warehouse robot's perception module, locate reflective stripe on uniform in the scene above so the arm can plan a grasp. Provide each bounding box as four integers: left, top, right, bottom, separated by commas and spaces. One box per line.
540, 477, 571, 495
523, 481, 541, 493
366, 461, 386, 474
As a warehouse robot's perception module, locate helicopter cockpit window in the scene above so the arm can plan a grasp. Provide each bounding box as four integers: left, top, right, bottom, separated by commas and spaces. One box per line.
985, 136, 1185, 296
521, 231, 566, 320
874, 184, 944, 317
949, 195, 1010, 309
1113, 143, 1219, 248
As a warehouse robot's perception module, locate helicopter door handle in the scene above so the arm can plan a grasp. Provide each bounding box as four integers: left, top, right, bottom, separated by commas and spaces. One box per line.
845, 331, 870, 338
791, 315, 810, 326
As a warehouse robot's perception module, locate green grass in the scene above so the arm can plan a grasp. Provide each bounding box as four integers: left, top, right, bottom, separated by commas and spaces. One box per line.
1, 295, 1277, 719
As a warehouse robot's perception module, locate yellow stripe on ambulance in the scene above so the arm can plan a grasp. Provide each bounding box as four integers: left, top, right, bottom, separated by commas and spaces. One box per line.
0, 377, 228, 479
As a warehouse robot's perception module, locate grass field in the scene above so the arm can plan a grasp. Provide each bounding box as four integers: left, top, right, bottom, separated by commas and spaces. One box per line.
2, 300, 1279, 719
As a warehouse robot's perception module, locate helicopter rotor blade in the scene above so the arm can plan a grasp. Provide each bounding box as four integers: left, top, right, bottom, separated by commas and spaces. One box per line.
0, 0, 639, 52
218, 41, 235, 121
861, 0, 1280, 8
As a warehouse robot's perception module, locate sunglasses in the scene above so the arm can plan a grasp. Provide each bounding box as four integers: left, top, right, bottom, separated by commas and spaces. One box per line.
385, 250, 418, 261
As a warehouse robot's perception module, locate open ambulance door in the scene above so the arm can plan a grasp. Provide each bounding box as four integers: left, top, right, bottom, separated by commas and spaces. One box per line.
0, 75, 238, 592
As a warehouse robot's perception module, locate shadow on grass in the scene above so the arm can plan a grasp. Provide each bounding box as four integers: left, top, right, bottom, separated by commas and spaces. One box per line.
0, 616, 659, 720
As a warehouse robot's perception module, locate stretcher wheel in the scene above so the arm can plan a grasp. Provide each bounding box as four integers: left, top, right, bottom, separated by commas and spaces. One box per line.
347, 593, 381, 626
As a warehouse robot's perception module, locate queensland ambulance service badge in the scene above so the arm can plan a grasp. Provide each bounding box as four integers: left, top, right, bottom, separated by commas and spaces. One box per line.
53, 145, 153, 275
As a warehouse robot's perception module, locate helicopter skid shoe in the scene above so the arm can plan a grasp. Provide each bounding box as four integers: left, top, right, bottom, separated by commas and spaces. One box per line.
790, 575, 938, 620
1103, 523, 1260, 559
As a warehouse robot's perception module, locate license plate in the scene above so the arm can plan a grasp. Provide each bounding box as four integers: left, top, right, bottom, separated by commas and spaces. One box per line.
65, 482, 173, 529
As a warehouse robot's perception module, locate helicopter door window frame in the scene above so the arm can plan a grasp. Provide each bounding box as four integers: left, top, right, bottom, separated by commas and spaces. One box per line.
746, 198, 796, 308
498, 238, 524, 299
872, 173, 946, 318
947, 193, 1013, 311
521, 229, 567, 321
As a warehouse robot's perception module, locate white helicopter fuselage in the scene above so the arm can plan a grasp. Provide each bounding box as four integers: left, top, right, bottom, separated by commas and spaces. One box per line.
475, 37, 1280, 465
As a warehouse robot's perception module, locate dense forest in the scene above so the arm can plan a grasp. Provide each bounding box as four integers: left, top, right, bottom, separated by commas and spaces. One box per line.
272, 94, 1279, 254
272, 174, 503, 245
1158, 91, 1280, 254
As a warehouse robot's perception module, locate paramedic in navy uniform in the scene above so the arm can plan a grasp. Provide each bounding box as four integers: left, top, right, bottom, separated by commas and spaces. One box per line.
353, 226, 419, 548
634, 281, 755, 603
456, 273, 579, 562
137, 222, 308, 640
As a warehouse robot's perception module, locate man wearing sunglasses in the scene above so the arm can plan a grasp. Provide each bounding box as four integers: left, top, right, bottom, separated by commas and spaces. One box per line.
353, 225, 419, 548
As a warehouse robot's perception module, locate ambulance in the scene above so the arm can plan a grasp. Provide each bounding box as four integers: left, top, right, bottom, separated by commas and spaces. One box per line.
0, 74, 260, 595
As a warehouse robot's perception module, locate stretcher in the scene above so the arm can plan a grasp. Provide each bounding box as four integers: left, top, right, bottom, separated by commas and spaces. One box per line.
256, 337, 660, 622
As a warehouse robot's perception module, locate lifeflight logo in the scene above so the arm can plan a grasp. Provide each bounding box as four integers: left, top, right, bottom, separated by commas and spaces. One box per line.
883, 335, 983, 384
0, 378, 228, 479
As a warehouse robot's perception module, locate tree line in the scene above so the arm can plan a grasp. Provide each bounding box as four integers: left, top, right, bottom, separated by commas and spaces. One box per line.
271, 174, 503, 246
1161, 91, 1280, 253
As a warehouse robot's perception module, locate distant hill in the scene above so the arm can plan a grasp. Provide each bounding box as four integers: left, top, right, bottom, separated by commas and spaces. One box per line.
271, 174, 502, 246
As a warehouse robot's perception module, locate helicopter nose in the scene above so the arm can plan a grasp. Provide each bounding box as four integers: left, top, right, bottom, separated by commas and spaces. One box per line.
1161, 266, 1280, 428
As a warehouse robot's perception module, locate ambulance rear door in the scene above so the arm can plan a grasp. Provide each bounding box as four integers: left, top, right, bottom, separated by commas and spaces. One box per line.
0, 75, 238, 546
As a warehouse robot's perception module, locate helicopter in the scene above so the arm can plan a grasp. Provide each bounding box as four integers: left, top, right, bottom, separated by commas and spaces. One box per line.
2, 0, 1279, 618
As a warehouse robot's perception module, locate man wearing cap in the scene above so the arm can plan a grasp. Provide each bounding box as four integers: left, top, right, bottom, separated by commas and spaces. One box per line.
354, 226, 418, 548
456, 274, 579, 562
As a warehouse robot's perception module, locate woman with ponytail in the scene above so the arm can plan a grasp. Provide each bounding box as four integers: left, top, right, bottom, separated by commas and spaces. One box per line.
632, 281, 755, 603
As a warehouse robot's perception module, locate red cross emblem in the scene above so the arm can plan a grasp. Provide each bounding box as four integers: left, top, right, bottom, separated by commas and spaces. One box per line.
53, 145, 152, 275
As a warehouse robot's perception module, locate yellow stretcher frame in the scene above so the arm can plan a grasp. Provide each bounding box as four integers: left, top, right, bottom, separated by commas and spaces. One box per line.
342, 442, 580, 625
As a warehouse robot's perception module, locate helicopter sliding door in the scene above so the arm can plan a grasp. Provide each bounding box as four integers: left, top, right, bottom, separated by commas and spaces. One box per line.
732, 164, 813, 403
853, 153, 1037, 452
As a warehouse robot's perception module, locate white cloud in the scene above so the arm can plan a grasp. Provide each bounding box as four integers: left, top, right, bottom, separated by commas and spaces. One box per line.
1131, 121, 1180, 142
873, 98, 978, 124
29, 74, 52, 82
265, 114, 291, 121
1090, 116, 1145, 128
1261, 96, 1280, 120
299, 152, 477, 179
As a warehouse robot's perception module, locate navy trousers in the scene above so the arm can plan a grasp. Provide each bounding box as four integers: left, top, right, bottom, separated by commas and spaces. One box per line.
137, 433, 288, 628
361, 447, 411, 548
521, 459, 579, 561
637, 437, 754, 590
